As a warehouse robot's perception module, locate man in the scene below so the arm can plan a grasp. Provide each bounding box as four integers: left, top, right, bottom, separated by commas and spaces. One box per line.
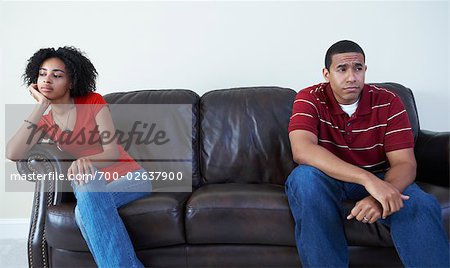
285, 40, 449, 267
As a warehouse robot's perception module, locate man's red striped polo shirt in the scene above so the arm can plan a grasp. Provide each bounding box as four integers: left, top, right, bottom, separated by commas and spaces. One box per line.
288, 83, 414, 173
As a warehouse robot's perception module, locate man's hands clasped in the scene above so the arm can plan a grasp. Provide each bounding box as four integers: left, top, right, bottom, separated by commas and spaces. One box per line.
348, 176, 409, 224
347, 196, 382, 224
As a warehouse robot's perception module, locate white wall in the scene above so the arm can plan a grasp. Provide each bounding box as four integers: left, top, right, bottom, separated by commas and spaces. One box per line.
1, 1, 449, 219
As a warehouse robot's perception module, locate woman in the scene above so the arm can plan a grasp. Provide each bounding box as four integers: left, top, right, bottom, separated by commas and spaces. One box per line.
6, 46, 151, 268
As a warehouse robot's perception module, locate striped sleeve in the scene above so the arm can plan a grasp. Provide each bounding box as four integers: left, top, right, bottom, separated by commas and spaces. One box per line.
384, 96, 414, 152
288, 90, 319, 135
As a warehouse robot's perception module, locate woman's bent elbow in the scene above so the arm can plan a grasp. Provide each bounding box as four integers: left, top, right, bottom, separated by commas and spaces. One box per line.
5, 150, 20, 161
5, 144, 25, 161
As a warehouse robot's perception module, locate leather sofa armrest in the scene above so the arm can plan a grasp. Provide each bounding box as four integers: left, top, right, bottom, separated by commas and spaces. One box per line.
414, 130, 449, 187
16, 143, 74, 268
17, 142, 75, 204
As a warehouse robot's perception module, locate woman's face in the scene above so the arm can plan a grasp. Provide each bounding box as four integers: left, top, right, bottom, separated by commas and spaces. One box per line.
37, 57, 72, 100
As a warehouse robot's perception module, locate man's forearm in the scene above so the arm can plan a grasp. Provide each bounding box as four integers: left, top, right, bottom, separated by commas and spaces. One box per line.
383, 163, 416, 193
382, 148, 417, 193
290, 131, 414, 218
296, 142, 377, 187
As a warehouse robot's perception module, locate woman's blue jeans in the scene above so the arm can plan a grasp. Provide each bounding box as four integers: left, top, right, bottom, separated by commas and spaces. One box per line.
71, 168, 152, 268
285, 164, 450, 267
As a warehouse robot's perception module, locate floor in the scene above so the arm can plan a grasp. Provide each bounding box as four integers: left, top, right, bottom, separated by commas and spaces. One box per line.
0, 239, 28, 267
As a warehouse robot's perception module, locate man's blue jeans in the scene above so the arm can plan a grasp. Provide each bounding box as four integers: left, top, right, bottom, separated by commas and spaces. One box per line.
285, 164, 450, 267
71, 168, 152, 268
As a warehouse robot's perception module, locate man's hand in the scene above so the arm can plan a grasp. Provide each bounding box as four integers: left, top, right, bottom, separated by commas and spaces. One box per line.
68, 158, 95, 186
347, 196, 383, 224
289, 130, 413, 220
364, 177, 409, 219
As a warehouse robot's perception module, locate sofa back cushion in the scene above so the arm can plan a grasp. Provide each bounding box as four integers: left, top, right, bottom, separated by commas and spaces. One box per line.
200, 87, 297, 185
371, 83, 420, 141
104, 89, 202, 188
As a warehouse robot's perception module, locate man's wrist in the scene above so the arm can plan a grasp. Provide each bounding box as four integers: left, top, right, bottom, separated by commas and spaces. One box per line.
359, 171, 378, 188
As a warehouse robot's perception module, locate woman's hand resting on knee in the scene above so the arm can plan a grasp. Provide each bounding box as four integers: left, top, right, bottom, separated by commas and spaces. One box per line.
68, 158, 95, 186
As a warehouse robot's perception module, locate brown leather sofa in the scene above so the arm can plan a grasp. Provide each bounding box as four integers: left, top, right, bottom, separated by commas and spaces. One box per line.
18, 83, 449, 267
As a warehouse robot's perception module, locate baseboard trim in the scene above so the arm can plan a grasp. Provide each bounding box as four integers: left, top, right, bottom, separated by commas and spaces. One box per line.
0, 218, 29, 240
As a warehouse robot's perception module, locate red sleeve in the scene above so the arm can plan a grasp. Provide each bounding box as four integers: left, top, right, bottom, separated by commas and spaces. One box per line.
36, 114, 49, 130
288, 89, 319, 135
77, 92, 107, 116
384, 96, 414, 152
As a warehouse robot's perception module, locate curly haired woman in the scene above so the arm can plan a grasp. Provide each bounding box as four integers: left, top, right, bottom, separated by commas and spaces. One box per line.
6, 46, 151, 268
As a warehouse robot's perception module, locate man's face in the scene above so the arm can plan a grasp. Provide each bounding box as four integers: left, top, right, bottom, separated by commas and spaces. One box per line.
323, 52, 366, 105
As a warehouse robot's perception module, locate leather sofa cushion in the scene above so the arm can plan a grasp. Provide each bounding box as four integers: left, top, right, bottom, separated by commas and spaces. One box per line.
185, 183, 296, 245
184, 183, 393, 247
45, 192, 190, 251
186, 245, 300, 268
185, 245, 403, 268
103, 89, 202, 188
185, 182, 449, 247
200, 87, 297, 185
50, 245, 189, 268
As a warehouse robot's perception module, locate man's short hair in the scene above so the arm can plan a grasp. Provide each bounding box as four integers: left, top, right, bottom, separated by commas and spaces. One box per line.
325, 40, 365, 70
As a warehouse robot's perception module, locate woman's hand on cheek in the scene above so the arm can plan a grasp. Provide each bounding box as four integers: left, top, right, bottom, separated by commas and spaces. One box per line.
28, 84, 50, 107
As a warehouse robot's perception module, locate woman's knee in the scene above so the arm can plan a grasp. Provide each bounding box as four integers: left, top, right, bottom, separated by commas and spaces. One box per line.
71, 173, 107, 194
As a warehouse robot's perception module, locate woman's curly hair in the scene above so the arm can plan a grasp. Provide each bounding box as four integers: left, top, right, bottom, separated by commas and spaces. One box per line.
23, 46, 98, 97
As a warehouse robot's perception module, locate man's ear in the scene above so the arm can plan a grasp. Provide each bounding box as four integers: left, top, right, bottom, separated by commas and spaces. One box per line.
322, 68, 330, 82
